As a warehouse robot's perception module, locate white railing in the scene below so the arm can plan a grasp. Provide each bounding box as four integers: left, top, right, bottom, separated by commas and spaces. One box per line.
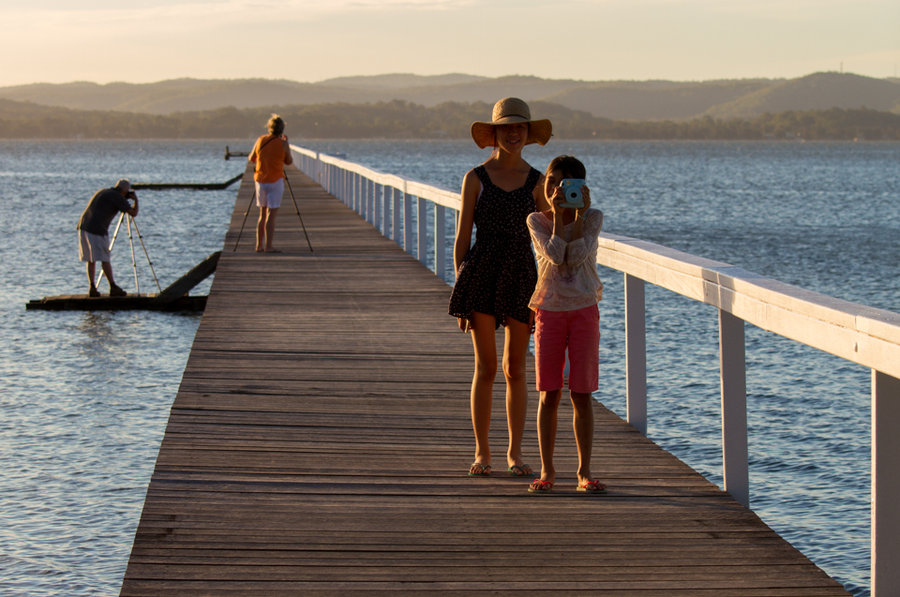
291, 144, 900, 596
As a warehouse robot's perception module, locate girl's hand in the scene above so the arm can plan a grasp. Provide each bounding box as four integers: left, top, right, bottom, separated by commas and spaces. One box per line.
576, 186, 591, 221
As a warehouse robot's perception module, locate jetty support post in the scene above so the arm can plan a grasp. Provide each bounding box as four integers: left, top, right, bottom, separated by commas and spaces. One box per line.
625, 274, 647, 435
719, 309, 749, 507
872, 370, 900, 596
417, 196, 427, 266
403, 185, 414, 255
434, 204, 447, 282
367, 178, 376, 227
380, 183, 390, 237
392, 187, 402, 246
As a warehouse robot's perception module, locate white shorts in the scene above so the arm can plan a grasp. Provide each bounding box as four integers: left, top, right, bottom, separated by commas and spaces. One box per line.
255, 179, 284, 209
78, 229, 110, 263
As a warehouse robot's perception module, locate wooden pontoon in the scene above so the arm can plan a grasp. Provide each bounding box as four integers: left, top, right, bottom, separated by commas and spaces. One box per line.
132, 173, 243, 191
26, 252, 220, 312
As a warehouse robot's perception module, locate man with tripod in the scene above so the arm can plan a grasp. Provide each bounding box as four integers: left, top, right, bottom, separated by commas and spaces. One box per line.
77, 179, 139, 297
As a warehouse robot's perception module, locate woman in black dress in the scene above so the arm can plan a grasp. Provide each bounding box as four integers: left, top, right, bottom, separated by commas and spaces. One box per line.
449, 97, 552, 477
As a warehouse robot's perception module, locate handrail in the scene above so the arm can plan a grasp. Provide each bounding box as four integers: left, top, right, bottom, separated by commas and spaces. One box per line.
290, 144, 899, 596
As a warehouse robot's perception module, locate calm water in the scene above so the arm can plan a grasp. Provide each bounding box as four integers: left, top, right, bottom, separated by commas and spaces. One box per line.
2, 139, 897, 595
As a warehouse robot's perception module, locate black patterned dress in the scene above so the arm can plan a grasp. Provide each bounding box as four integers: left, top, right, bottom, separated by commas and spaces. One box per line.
449, 165, 540, 328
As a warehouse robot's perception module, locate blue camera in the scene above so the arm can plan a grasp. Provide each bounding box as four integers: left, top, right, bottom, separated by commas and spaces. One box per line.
558, 178, 585, 209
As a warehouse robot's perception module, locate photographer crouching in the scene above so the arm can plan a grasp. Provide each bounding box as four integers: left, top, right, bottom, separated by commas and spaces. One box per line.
76, 179, 139, 297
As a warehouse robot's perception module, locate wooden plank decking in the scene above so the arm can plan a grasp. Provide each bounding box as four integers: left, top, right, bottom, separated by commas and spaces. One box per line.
120, 166, 849, 596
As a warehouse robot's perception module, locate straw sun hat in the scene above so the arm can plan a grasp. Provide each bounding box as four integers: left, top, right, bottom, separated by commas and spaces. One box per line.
470, 97, 552, 149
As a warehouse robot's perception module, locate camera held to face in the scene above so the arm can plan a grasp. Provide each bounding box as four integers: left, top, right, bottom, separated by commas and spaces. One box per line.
558, 178, 585, 209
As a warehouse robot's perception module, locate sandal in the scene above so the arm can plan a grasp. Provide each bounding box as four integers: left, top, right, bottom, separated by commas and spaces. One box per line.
528, 479, 553, 494
468, 462, 492, 477
507, 464, 536, 478
577, 479, 607, 494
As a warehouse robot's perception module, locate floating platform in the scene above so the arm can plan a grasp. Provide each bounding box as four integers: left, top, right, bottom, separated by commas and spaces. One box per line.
132, 173, 243, 191
26, 293, 207, 312
223, 146, 248, 160
27, 252, 220, 312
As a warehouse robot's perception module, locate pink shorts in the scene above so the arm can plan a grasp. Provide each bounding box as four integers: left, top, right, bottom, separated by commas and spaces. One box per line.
534, 305, 600, 393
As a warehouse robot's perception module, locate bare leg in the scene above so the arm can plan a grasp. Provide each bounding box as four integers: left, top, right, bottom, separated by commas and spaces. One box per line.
256, 206, 268, 252
571, 390, 595, 486
537, 389, 561, 483
264, 207, 279, 252
100, 261, 116, 287
503, 317, 532, 475
101, 261, 125, 295
469, 312, 497, 472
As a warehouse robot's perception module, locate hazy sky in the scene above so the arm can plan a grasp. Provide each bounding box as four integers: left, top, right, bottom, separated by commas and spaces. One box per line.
1, 0, 897, 86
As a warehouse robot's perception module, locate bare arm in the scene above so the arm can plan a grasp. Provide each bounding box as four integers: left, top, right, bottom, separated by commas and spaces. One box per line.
533, 172, 549, 212
454, 169, 480, 275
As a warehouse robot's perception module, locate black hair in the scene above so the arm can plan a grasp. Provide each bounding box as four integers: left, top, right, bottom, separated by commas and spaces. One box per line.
545, 155, 586, 179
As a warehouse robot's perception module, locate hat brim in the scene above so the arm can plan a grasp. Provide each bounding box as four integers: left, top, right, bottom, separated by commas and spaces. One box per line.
470, 118, 553, 149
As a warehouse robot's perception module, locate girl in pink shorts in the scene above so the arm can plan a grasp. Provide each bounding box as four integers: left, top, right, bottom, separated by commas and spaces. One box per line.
525, 155, 606, 494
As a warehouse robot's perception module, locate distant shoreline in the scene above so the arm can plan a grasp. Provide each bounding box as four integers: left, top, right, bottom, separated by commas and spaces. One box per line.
1, 102, 899, 141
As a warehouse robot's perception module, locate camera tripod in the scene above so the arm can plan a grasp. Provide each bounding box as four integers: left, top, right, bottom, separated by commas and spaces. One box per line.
95, 211, 162, 295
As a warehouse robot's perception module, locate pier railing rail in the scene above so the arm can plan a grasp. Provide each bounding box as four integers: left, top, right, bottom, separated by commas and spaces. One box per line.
292, 144, 900, 596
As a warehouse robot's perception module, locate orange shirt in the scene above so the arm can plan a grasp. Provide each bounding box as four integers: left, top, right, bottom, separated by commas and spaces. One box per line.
250, 134, 287, 183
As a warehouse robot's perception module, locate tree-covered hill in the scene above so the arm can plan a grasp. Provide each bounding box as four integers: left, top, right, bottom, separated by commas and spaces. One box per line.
1, 98, 898, 141
1, 72, 897, 121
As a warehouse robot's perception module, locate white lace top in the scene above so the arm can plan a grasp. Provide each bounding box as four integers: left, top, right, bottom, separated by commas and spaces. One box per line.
527, 208, 604, 311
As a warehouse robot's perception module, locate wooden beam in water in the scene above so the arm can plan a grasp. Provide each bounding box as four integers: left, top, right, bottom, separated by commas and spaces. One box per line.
158, 251, 220, 302
132, 173, 243, 191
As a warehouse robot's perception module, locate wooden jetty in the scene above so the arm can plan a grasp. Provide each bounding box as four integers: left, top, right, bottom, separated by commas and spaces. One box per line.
26, 252, 220, 312
120, 166, 850, 595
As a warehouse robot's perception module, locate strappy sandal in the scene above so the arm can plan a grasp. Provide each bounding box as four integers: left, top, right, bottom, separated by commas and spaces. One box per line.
577, 479, 607, 494
468, 462, 492, 477
528, 479, 554, 494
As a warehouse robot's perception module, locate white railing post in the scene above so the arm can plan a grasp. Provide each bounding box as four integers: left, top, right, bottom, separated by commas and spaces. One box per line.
367, 179, 375, 225
360, 177, 368, 221
625, 274, 647, 435
719, 309, 749, 507
871, 370, 900, 597
381, 183, 389, 236
403, 191, 414, 254
434, 204, 447, 281
343, 170, 349, 205
417, 196, 427, 265
393, 187, 402, 245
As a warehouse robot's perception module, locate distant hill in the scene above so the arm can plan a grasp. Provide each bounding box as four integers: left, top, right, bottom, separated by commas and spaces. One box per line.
704, 72, 900, 119
1, 72, 898, 121
543, 79, 775, 120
